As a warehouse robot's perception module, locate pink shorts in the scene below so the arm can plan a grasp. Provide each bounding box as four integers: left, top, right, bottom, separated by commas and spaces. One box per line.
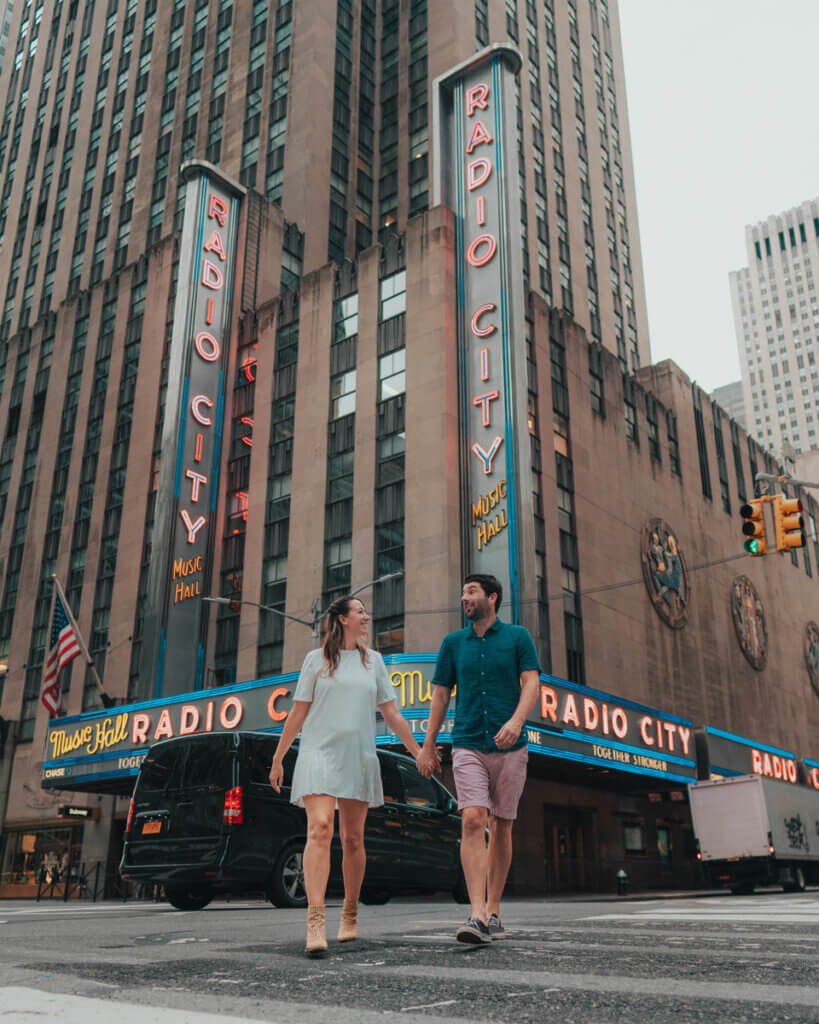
451, 746, 528, 821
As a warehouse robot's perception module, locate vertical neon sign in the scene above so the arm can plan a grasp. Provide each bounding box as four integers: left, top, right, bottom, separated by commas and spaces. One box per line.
139, 164, 243, 698
433, 46, 531, 623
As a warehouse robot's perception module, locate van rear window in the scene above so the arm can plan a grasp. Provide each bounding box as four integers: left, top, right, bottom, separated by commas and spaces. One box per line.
137, 737, 234, 795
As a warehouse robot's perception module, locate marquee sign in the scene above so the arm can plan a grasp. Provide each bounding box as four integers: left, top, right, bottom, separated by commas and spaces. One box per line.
42, 656, 697, 790
433, 45, 531, 621
696, 725, 799, 785
138, 163, 244, 697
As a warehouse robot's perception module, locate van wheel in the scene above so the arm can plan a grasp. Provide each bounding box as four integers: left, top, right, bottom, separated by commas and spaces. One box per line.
452, 868, 469, 904
360, 888, 391, 905
164, 886, 213, 911
267, 842, 307, 908
783, 866, 806, 893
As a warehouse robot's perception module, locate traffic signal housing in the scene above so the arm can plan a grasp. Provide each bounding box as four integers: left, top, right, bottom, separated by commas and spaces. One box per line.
740, 499, 767, 556
773, 495, 806, 552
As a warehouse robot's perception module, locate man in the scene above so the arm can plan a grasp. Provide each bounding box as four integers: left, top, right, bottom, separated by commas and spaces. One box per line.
417, 574, 540, 944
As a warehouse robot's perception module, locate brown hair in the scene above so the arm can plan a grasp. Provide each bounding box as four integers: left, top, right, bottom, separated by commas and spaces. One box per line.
321, 595, 370, 675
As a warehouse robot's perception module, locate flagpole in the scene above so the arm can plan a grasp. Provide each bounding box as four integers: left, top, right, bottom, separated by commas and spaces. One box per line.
51, 575, 112, 704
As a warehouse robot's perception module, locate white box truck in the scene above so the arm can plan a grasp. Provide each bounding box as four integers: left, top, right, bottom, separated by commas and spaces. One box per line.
688, 774, 819, 893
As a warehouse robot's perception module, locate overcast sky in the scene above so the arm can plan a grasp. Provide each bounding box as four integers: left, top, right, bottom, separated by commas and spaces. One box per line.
618, 0, 819, 393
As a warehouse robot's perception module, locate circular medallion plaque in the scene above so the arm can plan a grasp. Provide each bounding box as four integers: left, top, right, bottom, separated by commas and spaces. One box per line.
731, 575, 767, 671
640, 518, 689, 629
805, 621, 819, 699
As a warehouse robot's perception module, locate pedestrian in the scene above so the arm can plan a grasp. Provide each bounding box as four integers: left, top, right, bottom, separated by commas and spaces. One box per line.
417, 574, 540, 944
269, 594, 428, 958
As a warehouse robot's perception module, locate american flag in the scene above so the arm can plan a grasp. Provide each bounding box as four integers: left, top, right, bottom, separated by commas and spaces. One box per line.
41, 593, 81, 717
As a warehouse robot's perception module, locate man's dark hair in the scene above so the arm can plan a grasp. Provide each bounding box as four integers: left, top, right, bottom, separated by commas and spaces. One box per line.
464, 573, 503, 612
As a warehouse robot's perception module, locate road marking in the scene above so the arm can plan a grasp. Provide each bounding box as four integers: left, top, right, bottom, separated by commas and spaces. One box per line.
400, 1000, 457, 1012
370, 965, 819, 1009
0, 987, 256, 1022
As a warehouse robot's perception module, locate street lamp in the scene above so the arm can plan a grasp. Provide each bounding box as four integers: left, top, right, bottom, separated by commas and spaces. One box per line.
202, 571, 403, 648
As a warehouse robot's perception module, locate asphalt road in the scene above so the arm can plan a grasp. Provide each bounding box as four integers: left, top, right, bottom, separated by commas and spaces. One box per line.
1, 891, 818, 1023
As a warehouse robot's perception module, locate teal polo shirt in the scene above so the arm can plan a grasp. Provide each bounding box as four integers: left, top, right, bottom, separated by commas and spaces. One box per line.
432, 618, 541, 753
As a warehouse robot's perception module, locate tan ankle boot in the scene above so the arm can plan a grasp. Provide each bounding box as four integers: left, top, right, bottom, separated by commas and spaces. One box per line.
305, 905, 327, 958
337, 899, 358, 942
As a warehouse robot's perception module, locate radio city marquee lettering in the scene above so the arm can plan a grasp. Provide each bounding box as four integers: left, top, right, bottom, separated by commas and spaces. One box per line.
700, 726, 799, 786
434, 46, 529, 620
42, 661, 696, 788
139, 165, 243, 697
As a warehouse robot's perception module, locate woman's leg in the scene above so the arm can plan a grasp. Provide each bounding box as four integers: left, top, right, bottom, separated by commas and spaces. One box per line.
302, 794, 336, 907
337, 798, 369, 905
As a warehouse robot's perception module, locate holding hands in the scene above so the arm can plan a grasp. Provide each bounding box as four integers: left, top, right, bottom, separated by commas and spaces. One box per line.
416, 743, 441, 779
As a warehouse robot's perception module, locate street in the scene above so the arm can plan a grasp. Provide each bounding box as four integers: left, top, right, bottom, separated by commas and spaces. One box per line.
0, 891, 818, 1023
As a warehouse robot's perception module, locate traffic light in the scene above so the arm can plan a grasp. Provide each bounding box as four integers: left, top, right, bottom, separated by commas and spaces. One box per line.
740, 499, 767, 556
773, 495, 806, 552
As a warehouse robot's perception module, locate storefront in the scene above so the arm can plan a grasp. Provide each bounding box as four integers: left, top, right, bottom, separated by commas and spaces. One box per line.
0, 816, 85, 899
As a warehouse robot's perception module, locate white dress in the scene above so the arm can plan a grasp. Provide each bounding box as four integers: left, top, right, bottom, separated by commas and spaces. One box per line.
290, 647, 395, 808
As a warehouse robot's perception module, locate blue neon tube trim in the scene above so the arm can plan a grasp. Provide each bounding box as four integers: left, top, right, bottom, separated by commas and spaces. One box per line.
54, 670, 302, 726
538, 671, 693, 725
704, 725, 795, 759
526, 740, 694, 784
493, 56, 521, 625
804, 757, 819, 768
43, 747, 151, 770
528, 724, 695, 769
707, 765, 744, 777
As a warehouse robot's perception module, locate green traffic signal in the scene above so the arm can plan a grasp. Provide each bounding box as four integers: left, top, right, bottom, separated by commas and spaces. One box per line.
743, 537, 761, 555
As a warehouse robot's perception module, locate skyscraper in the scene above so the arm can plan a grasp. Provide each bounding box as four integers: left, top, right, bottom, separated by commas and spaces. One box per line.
730, 197, 819, 456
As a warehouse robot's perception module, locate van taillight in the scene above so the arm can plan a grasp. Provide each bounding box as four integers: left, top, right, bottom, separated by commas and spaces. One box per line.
223, 786, 243, 825
125, 797, 135, 835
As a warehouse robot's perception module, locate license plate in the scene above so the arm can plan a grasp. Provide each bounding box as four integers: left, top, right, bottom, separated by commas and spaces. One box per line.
142, 820, 162, 835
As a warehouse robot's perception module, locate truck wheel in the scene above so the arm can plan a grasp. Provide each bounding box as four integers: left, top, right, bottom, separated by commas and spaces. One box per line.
783, 866, 806, 893
730, 882, 755, 895
266, 841, 307, 908
164, 885, 213, 911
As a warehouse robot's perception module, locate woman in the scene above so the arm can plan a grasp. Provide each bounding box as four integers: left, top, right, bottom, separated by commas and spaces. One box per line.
269, 595, 424, 958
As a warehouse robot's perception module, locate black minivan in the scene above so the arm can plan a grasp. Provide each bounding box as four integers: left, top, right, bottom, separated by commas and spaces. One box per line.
120, 731, 467, 911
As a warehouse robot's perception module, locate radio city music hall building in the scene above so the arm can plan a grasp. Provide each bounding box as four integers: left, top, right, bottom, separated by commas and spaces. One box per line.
0, 1, 817, 898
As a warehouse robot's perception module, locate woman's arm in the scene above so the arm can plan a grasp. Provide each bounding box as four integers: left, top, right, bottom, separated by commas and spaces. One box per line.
378, 699, 422, 760
269, 700, 311, 791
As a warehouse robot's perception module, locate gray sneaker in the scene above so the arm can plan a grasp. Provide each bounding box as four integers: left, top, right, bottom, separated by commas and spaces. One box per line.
456, 915, 492, 944
487, 913, 506, 940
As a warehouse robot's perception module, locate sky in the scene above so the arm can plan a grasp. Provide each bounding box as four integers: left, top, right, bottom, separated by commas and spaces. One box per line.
617, 0, 819, 394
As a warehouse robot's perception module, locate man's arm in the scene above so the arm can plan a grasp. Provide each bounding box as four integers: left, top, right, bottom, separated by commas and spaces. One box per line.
416, 685, 450, 777
493, 669, 539, 750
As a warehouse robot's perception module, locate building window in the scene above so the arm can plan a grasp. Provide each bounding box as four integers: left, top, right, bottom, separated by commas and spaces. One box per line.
645, 393, 660, 462
667, 411, 681, 476
334, 293, 358, 342
379, 269, 406, 320
623, 375, 638, 445
692, 385, 712, 500
330, 369, 356, 419
378, 349, 405, 401
589, 342, 604, 417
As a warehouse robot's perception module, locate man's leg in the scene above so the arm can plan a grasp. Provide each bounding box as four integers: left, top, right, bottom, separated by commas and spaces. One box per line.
485, 746, 528, 929
487, 815, 514, 919
460, 804, 489, 921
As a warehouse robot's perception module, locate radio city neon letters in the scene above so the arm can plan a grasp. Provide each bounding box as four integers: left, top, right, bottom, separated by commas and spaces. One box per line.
464, 80, 504, 498
177, 192, 232, 557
